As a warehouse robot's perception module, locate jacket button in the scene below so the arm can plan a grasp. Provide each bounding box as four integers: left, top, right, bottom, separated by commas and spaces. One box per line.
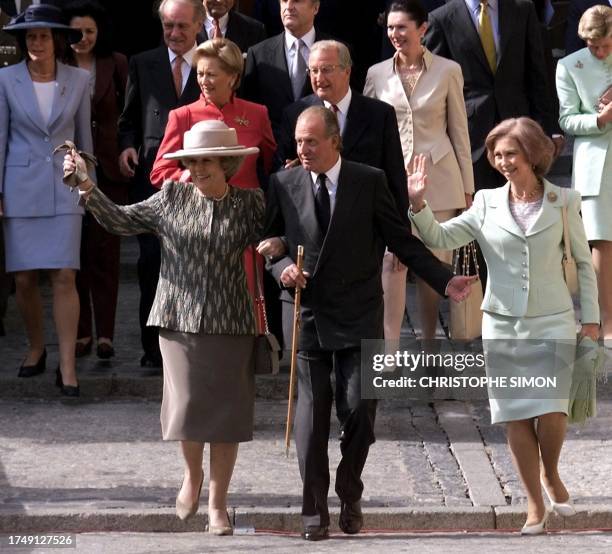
522, 274, 528, 279
44, 137, 49, 142
522, 261, 527, 267
522, 286, 528, 291
45, 156, 51, 162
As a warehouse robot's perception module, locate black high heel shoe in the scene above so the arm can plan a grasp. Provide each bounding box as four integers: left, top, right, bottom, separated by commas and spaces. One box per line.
18, 349, 47, 378
55, 367, 80, 397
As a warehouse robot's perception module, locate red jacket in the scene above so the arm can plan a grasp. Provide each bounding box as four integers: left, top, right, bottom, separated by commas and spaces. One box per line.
150, 95, 276, 189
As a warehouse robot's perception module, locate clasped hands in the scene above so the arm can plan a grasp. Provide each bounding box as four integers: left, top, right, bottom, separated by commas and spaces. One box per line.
62, 149, 91, 190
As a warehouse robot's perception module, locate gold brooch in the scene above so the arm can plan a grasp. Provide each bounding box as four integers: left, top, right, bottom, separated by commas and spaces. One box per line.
547, 191, 558, 202
574, 60, 583, 69
235, 116, 250, 127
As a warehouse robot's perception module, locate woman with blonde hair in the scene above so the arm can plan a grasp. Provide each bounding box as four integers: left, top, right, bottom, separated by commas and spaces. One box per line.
151, 37, 275, 329
556, 4, 612, 344
408, 117, 599, 534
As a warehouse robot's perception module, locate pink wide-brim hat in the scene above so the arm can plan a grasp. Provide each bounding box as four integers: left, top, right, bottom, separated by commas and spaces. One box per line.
163, 120, 259, 160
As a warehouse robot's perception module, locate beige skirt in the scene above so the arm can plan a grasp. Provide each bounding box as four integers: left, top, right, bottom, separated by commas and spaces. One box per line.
159, 331, 255, 442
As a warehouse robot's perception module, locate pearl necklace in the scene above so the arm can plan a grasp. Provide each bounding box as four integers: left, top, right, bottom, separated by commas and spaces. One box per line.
205, 183, 229, 201
510, 181, 543, 202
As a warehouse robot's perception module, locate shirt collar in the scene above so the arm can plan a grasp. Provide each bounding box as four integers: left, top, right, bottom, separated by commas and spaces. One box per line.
323, 88, 352, 115
466, 0, 498, 12
311, 155, 342, 189
168, 43, 197, 66
285, 26, 317, 51
206, 12, 230, 32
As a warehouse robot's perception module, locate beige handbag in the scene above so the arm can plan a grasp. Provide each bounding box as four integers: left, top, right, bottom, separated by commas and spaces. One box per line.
561, 189, 579, 296
449, 242, 484, 341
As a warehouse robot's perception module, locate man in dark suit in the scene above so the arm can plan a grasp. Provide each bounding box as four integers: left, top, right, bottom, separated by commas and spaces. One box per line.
264, 106, 474, 541
242, 0, 331, 140
565, 0, 609, 54
278, 40, 407, 218
199, 0, 266, 52
117, 0, 203, 368
424, 0, 561, 191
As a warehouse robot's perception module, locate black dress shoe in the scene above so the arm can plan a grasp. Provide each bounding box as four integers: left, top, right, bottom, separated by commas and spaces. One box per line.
301, 525, 329, 541
55, 367, 80, 397
18, 349, 47, 378
140, 353, 162, 368
96, 342, 115, 359
339, 500, 363, 534
75, 339, 92, 358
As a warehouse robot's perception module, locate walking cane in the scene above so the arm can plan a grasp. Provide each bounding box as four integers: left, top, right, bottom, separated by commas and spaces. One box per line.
285, 245, 304, 457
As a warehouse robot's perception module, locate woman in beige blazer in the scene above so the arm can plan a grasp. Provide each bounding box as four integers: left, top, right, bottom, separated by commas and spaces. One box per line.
364, 0, 474, 340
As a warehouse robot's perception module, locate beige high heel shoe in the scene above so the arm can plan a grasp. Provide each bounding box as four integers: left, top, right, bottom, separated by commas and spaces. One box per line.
175, 474, 204, 521
541, 479, 576, 517
206, 511, 234, 536
520, 509, 550, 535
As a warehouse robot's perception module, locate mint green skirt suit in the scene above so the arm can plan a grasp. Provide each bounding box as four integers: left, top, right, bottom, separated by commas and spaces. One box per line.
556, 48, 612, 241
410, 181, 599, 423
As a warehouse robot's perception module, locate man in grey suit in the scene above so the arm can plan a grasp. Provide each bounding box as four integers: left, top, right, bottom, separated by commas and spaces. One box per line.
264, 106, 475, 541
424, 0, 561, 192
242, 0, 332, 140
199, 0, 266, 52
117, 0, 203, 368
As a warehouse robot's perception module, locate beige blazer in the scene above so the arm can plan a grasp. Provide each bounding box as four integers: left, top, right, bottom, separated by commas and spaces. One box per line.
364, 49, 474, 212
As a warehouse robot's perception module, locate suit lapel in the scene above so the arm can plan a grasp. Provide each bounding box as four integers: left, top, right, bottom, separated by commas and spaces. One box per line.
93, 56, 113, 107
525, 180, 563, 237
47, 62, 71, 130
387, 57, 410, 109
453, 0, 493, 76
342, 93, 369, 157
270, 34, 294, 101
497, 0, 515, 66
147, 47, 176, 104
291, 169, 323, 247
315, 160, 363, 273
13, 61, 48, 135
488, 183, 525, 238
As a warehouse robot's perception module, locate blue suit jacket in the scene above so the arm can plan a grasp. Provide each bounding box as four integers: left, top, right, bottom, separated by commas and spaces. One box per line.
0, 61, 92, 218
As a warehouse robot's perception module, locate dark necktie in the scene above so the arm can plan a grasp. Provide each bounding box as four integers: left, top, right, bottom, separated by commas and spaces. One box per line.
315, 173, 330, 234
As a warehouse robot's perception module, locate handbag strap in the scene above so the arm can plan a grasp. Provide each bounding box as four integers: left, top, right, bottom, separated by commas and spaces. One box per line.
250, 246, 269, 335
453, 242, 480, 277
560, 189, 574, 263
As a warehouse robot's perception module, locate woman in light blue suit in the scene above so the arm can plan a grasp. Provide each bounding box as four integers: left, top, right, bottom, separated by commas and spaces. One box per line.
0, 4, 91, 395
408, 117, 600, 534
556, 5, 612, 342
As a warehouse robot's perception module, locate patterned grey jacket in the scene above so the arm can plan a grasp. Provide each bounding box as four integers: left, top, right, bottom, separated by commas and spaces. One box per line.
85, 181, 265, 334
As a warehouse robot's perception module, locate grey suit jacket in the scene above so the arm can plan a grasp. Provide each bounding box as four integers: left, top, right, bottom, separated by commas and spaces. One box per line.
85, 181, 265, 334
0, 61, 92, 217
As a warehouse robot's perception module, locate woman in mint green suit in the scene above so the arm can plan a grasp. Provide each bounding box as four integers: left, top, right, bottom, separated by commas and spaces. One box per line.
408, 117, 599, 534
556, 5, 612, 341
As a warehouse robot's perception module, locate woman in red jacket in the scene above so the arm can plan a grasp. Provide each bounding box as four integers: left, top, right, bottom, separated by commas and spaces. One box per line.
151, 38, 276, 327
151, 38, 275, 190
